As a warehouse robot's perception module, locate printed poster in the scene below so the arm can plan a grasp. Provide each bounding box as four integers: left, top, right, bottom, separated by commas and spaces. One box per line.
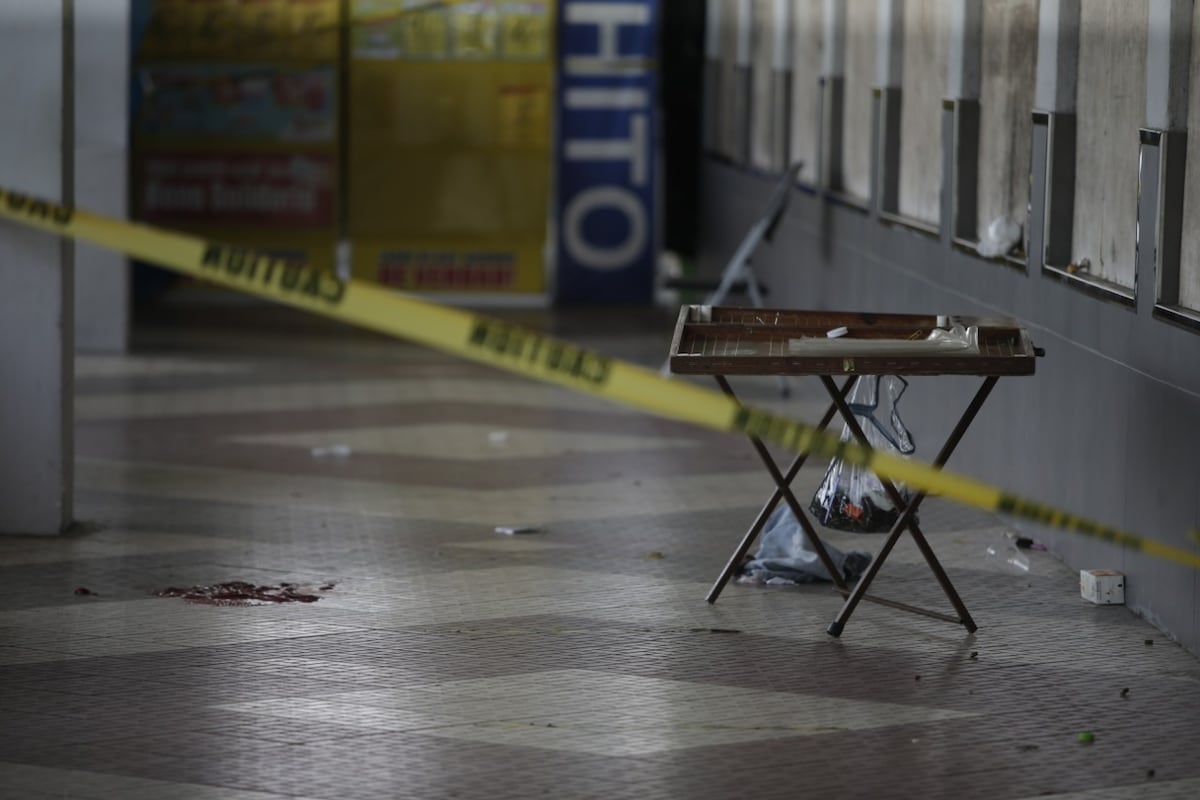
133, 0, 341, 270
347, 0, 555, 293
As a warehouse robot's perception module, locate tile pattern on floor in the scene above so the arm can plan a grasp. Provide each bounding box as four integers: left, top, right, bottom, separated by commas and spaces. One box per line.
1, 302, 1197, 799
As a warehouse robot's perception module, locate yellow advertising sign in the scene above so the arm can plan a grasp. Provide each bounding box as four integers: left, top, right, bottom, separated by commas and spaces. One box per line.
452, 2, 500, 58
496, 83, 550, 148
499, 1, 550, 59
141, 0, 340, 61
347, 0, 555, 294
397, 1, 450, 58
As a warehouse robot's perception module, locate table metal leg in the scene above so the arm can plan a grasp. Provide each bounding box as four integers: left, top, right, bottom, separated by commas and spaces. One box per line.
822, 376, 1000, 637
708, 375, 857, 602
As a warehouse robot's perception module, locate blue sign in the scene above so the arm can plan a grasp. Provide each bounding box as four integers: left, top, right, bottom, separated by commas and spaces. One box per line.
554, 0, 658, 305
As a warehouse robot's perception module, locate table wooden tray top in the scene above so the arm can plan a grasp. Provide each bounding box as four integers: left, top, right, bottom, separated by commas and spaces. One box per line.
668, 306, 1038, 377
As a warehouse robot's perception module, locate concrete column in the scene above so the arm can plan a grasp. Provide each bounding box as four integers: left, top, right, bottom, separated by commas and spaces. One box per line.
872, 0, 904, 217
768, 0, 793, 171
1034, 0, 1080, 113
1146, 0, 1191, 130
821, 0, 845, 80
1142, 0, 1193, 312
874, 0, 905, 89
944, 0, 982, 243
74, 0, 130, 353
819, 0, 846, 190
0, 0, 74, 534
1031, 0, 1079, 269
946, 0, 981, 101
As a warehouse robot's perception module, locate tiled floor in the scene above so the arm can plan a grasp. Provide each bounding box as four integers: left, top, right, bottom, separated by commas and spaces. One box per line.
2, 298, 1199, 799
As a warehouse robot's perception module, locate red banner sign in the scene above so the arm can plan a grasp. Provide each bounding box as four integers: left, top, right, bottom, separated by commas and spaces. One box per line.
139, 153, 335, 228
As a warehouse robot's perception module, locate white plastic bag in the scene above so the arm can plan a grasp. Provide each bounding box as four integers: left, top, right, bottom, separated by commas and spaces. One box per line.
976, 216, 1022, 258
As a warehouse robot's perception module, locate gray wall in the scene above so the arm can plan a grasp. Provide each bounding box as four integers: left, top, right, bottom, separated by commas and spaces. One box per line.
696, 159, 1200, 652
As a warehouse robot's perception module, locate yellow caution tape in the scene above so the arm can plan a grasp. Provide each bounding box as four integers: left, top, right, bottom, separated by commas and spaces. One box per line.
1, 185, 1197, 569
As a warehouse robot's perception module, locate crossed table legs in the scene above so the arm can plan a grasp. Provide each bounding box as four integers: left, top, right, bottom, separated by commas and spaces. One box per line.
706, 373, 1001, 638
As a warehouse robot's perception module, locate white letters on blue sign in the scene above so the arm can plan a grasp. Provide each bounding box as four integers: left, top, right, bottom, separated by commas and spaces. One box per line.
560, 1, 653, 275
563, 2, 651, 75
564, 114, 647, 186
564, 186, 647, 269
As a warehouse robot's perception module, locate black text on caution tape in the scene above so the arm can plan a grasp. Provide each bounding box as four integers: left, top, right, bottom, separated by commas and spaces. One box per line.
996, 494, 1143, 549
200, 244, 345, 306
467, 319, 612, 387
732, 406, 873, 466
1, 190, 74, 227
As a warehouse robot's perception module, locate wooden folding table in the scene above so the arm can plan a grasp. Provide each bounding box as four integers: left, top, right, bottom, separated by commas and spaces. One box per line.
668, 305, 1041, 637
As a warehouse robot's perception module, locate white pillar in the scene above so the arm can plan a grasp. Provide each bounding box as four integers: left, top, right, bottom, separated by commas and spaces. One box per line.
74, 0, 130, 353
0, 0, 74, 534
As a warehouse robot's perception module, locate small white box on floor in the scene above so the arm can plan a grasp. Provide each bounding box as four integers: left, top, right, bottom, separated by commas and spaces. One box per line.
1080, 570, 1125, 605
